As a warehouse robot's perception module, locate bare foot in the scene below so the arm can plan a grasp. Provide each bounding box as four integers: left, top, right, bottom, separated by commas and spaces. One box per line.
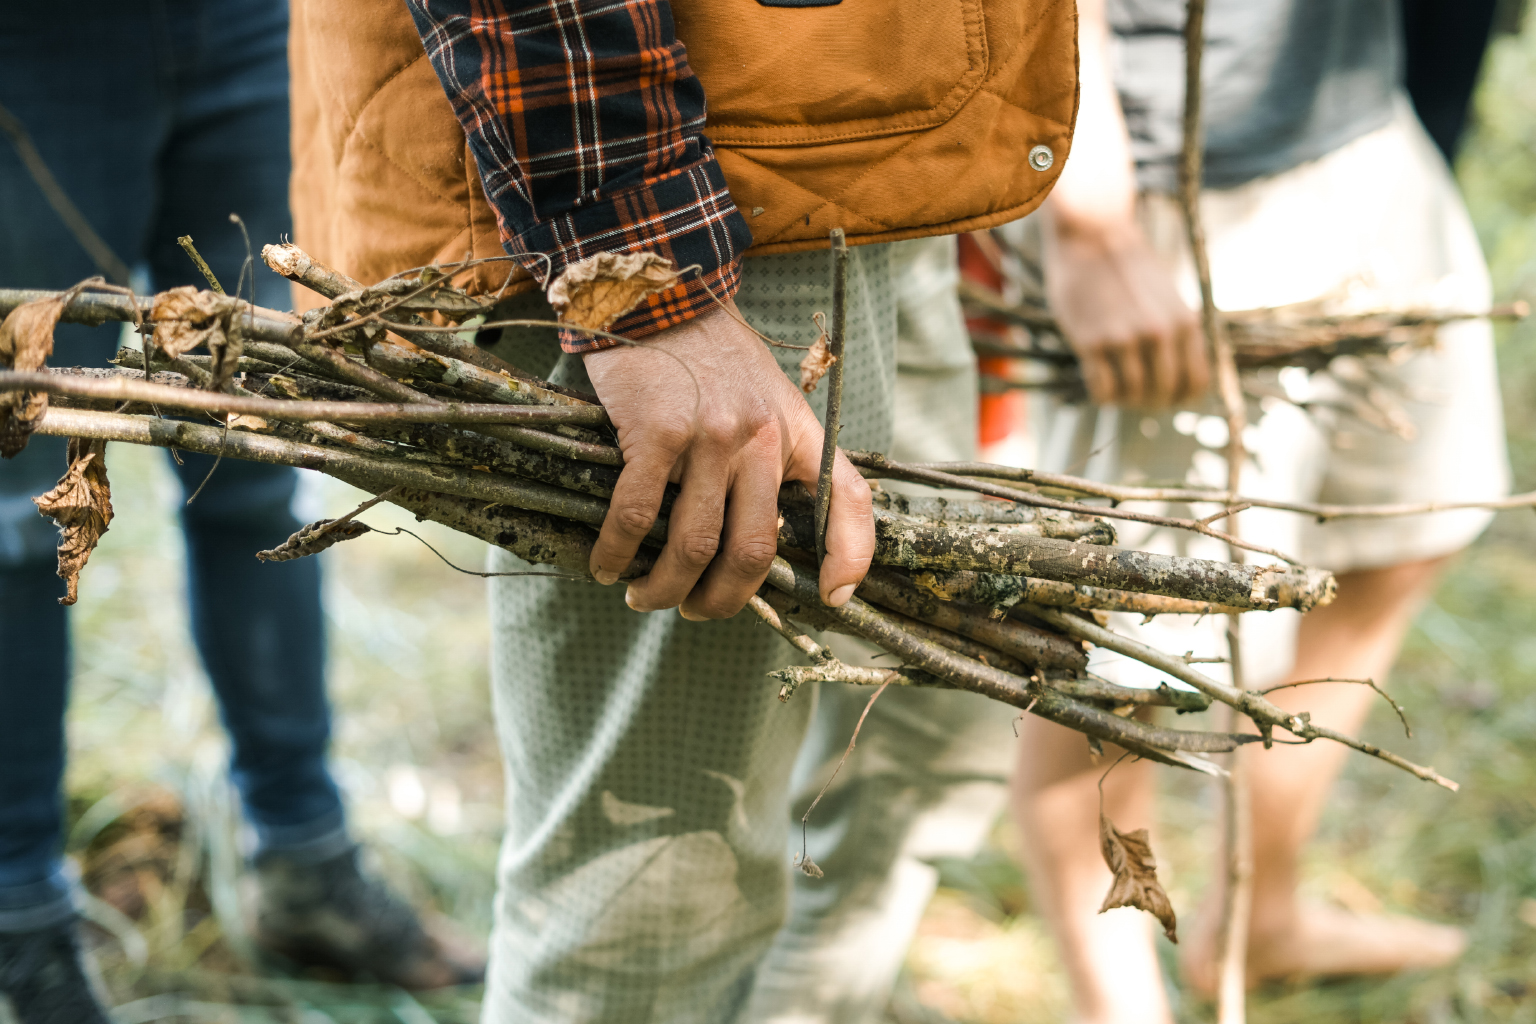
1181, 900, 1467, 996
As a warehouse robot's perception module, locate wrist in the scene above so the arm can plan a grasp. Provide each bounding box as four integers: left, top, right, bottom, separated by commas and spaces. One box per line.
1044, 200, 1144, 253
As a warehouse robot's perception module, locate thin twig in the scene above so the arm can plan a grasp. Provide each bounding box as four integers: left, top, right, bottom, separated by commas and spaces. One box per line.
795, 679, 892, 877
1197, 502, 1251, 527
747, 593, 833, 667
371, 316, 699, 414
897, 460, 1536, 522
1180, 0, 1250, 1004
1257, 676, 1412, 738
182, 419, 230, 506
0, 101, 130, 284
176, 236, 225, 295
690, 267, 814, 350
368, 526, 593, 581
1028, 602, 1456, 788
814, 229, 849, 563
314, 487, 399, 538
1097, 750, 1136, 802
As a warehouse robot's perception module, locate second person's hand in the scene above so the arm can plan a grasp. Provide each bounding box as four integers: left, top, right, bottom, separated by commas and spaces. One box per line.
1044, 216, 1210, 408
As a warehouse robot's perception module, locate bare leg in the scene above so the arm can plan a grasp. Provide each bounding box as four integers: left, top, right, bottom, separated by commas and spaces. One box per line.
1012, 718, 1174, 1024
1183, 554, 1467, 990
1013, 556, 1465, 1020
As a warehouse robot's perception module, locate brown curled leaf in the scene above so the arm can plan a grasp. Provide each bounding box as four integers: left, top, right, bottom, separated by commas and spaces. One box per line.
33, 437, 113, 605
0, 295, 67, 457
1098, 813, 1177, 943
799, 322, 836, 393
545, 252, 680, 332
256, 518, 373, 562
206, 315, 246, 393
150, 285, 240, 363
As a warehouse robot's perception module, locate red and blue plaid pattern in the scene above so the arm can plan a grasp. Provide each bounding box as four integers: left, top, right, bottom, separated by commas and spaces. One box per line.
407, 0, 754, 351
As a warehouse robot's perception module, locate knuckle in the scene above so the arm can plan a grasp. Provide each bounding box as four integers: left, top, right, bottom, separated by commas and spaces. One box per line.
698, 408, 746, 448
651, 424, 693, 453
677, 530, 721, 568
835, 461, 871, 493
744, 403, 777, 438
730, 537, 777, 577
614, 503, 658, 536
633, 414, 695, 454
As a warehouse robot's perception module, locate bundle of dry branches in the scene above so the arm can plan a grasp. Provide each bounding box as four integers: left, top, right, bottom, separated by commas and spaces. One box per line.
0, 239, 1502, 935
959, 275, 1529, 376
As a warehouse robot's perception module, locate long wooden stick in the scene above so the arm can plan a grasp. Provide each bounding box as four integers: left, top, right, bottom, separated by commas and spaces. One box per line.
850, 450, 1306, 566
814, 228, 849, 563
902, 461, 1536, 522
1178, 0, 1253, 1011
0, 370, 609, 426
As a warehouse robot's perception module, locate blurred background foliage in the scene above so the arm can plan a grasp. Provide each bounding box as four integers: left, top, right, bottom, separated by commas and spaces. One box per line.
27, 10, 1536, 1023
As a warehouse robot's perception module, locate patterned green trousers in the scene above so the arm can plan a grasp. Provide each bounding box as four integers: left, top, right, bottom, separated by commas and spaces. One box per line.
482, 238, 1017, 1023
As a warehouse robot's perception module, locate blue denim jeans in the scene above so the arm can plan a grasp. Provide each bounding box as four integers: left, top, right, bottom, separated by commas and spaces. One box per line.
0, 0, 346, 932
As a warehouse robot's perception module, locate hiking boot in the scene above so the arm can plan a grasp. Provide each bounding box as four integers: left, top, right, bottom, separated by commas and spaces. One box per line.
0, 918, 111, 1024
253, 844, 485, 989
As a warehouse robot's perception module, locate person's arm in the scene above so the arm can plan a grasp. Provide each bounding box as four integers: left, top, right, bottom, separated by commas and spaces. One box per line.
1043, 0, 1208, 407
407, 0, 873, 614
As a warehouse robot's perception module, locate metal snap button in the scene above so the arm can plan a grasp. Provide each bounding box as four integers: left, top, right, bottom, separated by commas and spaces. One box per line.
1029, 145, 1054, 171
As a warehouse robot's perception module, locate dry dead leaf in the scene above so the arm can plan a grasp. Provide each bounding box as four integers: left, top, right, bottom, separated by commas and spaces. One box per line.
1098, 813, 1177, 942
799, 327, 837, 393
256, 518, 372, 562
33, 436, 113, 605
546, 252, 680, 332
793, 852, 825, 879
0, 295, 67, 457
205, 315, 246, 393
151, 285, 240, 358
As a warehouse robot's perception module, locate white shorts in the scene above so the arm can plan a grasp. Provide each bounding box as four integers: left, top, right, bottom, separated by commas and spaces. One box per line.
1018, 98, 1511, 687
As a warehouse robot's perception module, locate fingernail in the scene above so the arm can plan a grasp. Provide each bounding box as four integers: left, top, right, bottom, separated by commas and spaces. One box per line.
828, 584, 856, 607
679, 607, 706, 622
594, 569, 619, 585
625, 587, 647, 612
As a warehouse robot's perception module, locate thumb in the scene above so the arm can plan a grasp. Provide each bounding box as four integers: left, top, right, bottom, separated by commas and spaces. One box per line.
785, 418, 874, 606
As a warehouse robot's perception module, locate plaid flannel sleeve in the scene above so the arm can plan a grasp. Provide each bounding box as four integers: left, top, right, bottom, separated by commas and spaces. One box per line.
406, 0, 754, 352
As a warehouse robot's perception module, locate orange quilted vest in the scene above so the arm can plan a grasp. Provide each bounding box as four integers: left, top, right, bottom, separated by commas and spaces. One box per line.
288, 0, 1078, 297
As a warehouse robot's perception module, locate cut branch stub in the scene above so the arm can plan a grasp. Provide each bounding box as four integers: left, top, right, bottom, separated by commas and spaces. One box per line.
0, 294, 67, 456
1099, 813, 1178, 943
33, 436, 112, 605
545, 252, 680, 332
